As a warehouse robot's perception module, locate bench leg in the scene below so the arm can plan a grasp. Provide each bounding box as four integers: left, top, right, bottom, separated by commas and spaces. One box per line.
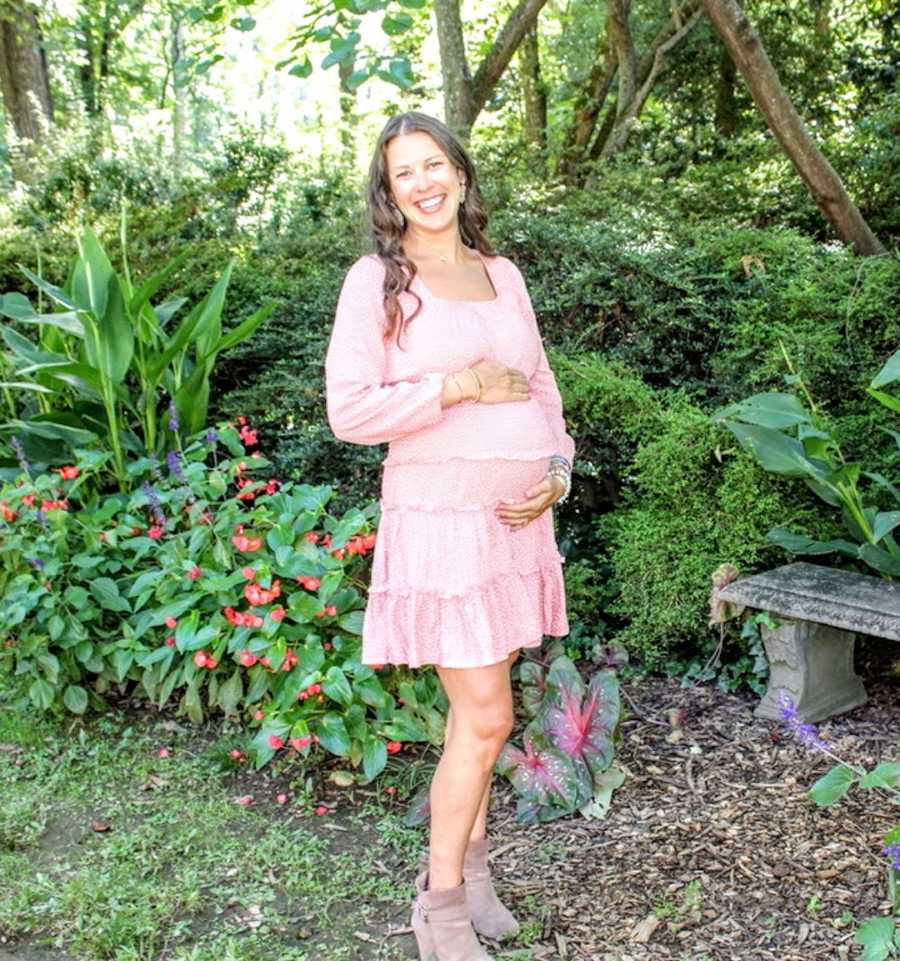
754, 617, 868, 723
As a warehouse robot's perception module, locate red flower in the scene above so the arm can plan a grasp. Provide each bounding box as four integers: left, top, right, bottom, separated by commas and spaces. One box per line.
386, 741, 402, 755
165, 635, 176, 648
304, 531, 318, 544
267, 734, 284, 750
22, 494, 35, 507
232, 534, 262, 552
241, 567, 256, 580
229, 749, 244, 760
238, 650, 258, 667
187, 565, 202, 581
270, 606, 285, 622
148, 526, 164, 540
56, 465, 79, 480
265, 479, 278, 494
364, 532, 376, 550
325, 605, 337, 616
276, 793, 288, 804
194, 651, 209, 668
165, 617, 177, 629
290, 736, 311, 751
253, 709, 264, 721
314, 805, 329, 816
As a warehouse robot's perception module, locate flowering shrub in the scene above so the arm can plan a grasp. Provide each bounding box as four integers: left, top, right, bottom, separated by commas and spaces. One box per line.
0, 421, 442, 781
779, 691, 900, 960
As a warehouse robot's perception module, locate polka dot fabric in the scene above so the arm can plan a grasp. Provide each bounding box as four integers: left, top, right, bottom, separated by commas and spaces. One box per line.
324, 250, 576, 669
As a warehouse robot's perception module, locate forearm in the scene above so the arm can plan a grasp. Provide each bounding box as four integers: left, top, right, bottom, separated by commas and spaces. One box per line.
440, 367, 481, 408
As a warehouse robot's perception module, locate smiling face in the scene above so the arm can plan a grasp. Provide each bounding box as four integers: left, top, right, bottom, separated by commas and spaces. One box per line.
384, 130, 466, 235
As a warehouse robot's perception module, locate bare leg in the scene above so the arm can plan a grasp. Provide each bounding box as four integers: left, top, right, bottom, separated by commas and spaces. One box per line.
428, 659, 515, 890
444, 650, 520, 844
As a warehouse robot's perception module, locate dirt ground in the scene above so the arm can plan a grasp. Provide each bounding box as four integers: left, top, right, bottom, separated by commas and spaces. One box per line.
451, 645, 898, 961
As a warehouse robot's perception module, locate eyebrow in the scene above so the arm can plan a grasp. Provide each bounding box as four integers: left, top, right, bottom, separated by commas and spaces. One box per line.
391, 154, 445, 172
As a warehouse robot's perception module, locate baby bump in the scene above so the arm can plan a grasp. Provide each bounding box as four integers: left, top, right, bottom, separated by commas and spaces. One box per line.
381, 456, 552, 510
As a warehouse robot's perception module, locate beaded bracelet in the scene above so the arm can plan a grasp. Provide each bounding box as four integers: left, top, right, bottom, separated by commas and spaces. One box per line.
547, 463, 571, 505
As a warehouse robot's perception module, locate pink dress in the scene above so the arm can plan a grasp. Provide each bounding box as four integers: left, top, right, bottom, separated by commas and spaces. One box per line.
324, 249, 576, 669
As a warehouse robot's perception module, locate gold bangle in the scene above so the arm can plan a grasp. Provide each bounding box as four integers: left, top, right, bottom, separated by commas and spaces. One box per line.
464, 367, 481, 402
449, 373, 464, 402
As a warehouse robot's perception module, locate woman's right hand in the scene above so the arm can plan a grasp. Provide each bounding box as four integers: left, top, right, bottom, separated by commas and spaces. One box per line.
465, 359, 530, 404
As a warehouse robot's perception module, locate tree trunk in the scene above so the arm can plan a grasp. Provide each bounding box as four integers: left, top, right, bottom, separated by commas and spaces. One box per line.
432, 0, 475, 137
600, 2, 704, 159
584, 0, 702, 172
519, 23, 546, 146
559, 43, 616, 180
433, 0, 549, 139
701, 0, 885, 256
0, 0, 53, 167
338, 56, 357, 168
714, 42, 739, 136
171, 16, 186, 183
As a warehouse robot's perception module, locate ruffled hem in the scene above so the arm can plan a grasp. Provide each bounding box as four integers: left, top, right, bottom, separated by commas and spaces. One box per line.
362, 564, 569, 669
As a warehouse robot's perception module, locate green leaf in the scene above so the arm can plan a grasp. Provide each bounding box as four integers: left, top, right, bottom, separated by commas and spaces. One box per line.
210, 302, 276, 355
859, 544, 900, 576
231, 15, 255, 29
75, 224, 115, 319
808, 764, 856, 806
713, 392, 810, 429
63, 684, 88, 715
323, 666, 354, 707
93, 577, 132, 613
362, 735, 387, 781
288, 58, 313, 78
381, 57, 414, 89
853, 915, 896, 961
316, 713, 351, 756
873, 511, 900, 544
218, 669, 244, 716
866, 388, 900, 414
381, 11, 413, 34
724, 422, 815, 477
18, 266, 79, 310
871, 350, 900, 389
111, 649, 133, 683
29, 678, 55, 710
766, 528, 861, 558
859, 762, 900, 790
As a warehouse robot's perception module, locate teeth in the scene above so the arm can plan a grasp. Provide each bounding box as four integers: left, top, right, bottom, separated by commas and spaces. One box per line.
419, 196, 444, 210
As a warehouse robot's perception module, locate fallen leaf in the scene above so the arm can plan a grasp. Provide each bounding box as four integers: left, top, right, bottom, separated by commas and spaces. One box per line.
90, 819, 111, 832
631, 913, 662, 943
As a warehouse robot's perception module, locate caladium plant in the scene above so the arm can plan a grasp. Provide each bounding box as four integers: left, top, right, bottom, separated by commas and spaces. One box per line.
498, 655, 624, 824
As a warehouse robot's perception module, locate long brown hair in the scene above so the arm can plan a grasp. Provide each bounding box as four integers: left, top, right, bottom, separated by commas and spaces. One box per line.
364, 111, 495, 347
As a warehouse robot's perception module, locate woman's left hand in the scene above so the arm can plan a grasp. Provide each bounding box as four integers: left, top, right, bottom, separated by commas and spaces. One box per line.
494, 475, 565, 531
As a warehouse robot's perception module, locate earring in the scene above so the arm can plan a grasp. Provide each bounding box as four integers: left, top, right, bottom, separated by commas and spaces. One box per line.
459, 183, 467, 206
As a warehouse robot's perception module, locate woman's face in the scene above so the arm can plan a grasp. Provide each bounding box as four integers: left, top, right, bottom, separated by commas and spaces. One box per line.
384, 130, 465, 235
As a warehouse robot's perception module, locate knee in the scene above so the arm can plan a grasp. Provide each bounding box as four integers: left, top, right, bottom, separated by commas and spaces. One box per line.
468, 706, 515, 751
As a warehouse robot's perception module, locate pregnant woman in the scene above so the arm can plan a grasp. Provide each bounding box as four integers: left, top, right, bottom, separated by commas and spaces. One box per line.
324, 111, 575, 961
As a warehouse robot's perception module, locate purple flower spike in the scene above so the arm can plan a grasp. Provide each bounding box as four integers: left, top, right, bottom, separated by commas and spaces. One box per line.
205, 428, 218, 444
777, 690, 828, 753
166, 450, 186, 482
27, 557, 45, 570
168, 399, 180, 433
10, 436, 30, 477
141, 480, 166, 526
882, 842, 900, 870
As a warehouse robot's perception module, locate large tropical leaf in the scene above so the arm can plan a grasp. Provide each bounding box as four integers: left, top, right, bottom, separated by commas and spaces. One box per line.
541, 666, 619, 777
713, 392, 811, 429
497, 727, 585, 815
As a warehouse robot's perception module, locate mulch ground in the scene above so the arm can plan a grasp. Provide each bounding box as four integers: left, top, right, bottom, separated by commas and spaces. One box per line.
450, 643, 899, 961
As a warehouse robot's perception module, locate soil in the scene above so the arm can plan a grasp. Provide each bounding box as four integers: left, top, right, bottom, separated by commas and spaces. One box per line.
4, 643, 897, 961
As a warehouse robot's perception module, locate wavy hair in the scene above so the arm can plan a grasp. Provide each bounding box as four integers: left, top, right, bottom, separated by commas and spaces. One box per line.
365, 111, 495, 347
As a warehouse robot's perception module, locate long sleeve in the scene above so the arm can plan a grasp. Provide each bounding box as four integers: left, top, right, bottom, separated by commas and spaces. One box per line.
325, 255, 447, 446
508, 260, 576, 468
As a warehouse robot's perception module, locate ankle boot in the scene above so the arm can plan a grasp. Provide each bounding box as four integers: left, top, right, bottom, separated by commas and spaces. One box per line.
462, 837, 520, 940
411, 872, 493, 961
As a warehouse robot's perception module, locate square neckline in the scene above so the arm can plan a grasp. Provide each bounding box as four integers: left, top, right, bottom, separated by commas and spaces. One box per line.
411, 248, 499, 304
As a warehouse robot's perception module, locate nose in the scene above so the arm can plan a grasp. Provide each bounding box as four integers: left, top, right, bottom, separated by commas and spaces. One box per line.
414, 168, 432, 192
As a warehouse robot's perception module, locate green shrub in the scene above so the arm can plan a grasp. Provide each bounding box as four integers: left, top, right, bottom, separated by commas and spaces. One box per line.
600, 400, 830, 670
0, 423, 442, 780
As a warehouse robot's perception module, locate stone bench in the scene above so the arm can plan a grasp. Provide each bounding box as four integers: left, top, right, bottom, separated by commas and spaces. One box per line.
716, 561, 900, 722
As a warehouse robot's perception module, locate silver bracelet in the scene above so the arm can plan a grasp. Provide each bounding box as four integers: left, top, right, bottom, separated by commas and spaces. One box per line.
547, 465, 571, 504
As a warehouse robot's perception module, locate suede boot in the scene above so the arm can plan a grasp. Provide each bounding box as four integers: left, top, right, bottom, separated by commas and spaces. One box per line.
411, 872, 493, 961
462, 837, 520, 940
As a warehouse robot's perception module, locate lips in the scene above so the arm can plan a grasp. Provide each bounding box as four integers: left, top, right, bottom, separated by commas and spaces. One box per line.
416, 194, 446, 213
